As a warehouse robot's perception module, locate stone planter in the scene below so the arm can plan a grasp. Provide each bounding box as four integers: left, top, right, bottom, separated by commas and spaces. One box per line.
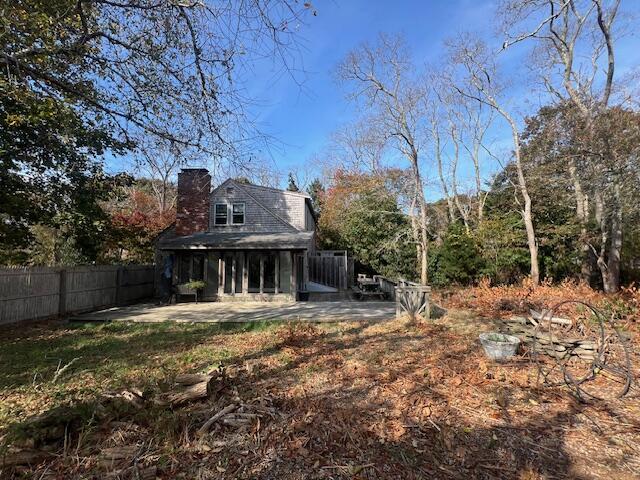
479, 332, 521, 361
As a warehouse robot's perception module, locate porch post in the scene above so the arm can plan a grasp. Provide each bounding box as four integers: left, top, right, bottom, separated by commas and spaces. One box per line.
242, 252, 248, 294
259, 254, 264, 294
303, 252, 309, 292
218, 255, 224, 296
231, 256, 236, 294
274, 253, 280, 294
291, 251, 297, 298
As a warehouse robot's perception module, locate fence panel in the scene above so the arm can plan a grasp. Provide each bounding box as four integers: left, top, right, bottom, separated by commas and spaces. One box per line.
0, 265, 155, 325
0, 267, 61, 325
308, 255, 348, 290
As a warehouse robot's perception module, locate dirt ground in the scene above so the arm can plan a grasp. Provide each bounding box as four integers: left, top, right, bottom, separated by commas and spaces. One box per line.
1, 308, 638, 479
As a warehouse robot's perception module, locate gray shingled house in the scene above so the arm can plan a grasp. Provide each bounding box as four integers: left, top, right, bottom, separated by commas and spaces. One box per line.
156, 168, 324, 301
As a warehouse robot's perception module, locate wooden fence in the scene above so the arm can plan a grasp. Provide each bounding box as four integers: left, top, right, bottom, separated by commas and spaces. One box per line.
308, 253, 353, 291
0, 265, 155, 325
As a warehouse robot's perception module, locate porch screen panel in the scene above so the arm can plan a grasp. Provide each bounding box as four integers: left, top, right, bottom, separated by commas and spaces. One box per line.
279, 252, 291, 293
248, 253, 260, 293
263, 253, 276, 292
224, 254, 233, 294
192, 254, 205, 281
179, 255, 190, 283
235, 253, 244, 293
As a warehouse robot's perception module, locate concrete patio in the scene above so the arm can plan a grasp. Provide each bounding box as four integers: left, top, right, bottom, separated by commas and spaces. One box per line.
70, 300, 396, 323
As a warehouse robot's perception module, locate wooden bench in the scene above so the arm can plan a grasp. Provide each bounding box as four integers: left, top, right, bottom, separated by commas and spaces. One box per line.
175, 284, 199, 303
352, 285, 387, 301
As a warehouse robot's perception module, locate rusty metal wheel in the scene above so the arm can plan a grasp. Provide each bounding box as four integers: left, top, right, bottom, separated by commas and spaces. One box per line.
531, 300, 632, 402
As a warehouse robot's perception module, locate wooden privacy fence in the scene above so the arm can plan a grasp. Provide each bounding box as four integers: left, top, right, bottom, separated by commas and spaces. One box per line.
0, 265, 155, 325
308, 253, 352, 291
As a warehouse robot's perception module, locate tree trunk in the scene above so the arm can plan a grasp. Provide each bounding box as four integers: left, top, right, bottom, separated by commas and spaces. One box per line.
419, 197, 429, 285
568, 158, 592, 284
603, 183, 622, 293
505, 112, 540, 286
522, 192, 540, 286
436, 136, 456, 223
473, 143, 484, 222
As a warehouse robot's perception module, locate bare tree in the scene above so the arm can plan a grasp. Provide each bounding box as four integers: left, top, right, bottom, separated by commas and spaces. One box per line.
500, 0, 625, 291
427, 70, 495, 229
337, 34, 430, 284
3, 1, 314, 166
134, 140, 187, 214
330, 119, 389, 174
448, 36, 541, 286
428, 109, 456, 224
458, 98, 494, 222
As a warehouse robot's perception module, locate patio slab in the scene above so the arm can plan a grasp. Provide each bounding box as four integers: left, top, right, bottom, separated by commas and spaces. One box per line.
70, 300, 396, 323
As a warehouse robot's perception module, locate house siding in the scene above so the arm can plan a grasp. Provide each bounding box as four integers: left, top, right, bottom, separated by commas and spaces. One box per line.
242, 184, 307, 230
209, 181, 299, 233
304, 203, 316, 232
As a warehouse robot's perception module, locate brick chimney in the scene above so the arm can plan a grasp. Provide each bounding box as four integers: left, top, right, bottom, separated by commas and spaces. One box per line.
175, 168, 211, 236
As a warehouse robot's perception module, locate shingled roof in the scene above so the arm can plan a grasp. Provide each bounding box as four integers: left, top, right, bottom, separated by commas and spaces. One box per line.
157, 230, 314, 250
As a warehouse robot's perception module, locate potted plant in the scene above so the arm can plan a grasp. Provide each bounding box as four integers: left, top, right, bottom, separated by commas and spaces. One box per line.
179, 279, 206, 303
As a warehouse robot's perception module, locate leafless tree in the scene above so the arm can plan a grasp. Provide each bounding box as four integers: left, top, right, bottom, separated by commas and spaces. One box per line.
337, 34, 430, 284
330, 119, 389, 174
499, 0, 625, 291
426, 70, 495, 230
3, 0, 314, 169
428, 108, 457, 224
448, 36, 541, 286
134, 140, 189, 213
457, 97, 494, 222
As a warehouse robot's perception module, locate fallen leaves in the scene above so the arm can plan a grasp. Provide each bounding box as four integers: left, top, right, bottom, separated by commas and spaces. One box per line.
1, 313, 638, 479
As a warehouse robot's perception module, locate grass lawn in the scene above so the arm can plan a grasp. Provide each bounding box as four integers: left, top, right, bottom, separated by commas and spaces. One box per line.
1, 313, 639, 479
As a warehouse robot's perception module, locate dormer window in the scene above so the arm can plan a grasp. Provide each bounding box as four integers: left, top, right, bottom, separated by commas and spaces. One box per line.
214, 203, 228, 225
214, 202, 245, 226
232, 203, 245, 224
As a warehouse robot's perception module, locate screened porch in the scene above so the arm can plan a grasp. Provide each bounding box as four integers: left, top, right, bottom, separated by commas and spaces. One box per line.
176, 250, 305, 300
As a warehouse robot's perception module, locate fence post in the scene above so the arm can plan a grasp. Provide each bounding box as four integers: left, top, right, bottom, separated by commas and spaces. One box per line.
58, 269, 67, 318
115, 266, 124, 306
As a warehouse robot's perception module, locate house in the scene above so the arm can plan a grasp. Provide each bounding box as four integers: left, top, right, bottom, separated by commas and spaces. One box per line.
156, 168, 318, 301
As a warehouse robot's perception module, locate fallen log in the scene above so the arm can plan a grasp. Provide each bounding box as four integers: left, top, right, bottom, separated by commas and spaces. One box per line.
1, 449, 52, 467
174, 373, 215, 386
106, 465, 157, 480
530, 309, 572, 326
198, 403, 237, 435
161, 380, 212, 407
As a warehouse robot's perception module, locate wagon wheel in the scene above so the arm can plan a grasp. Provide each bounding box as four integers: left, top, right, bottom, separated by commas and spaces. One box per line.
532, 300, 632, 402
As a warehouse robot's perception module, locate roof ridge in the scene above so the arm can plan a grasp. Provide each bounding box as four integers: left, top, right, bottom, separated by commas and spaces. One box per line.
242, 182, 310, 198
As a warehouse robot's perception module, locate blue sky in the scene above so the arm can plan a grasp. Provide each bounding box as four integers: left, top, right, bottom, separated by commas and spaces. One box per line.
108, 0, 640, 193
246, 0, 501, 177
236, 0, 640, 190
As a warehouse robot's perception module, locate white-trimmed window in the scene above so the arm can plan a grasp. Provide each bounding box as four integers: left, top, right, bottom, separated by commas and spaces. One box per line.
232, 203, 245, 224
214, 203, 228, 225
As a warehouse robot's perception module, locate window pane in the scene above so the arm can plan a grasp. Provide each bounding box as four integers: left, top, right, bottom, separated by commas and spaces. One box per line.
248, 253, 260, 293
263, 253, 276, 292
232, 203, 244, 224
279, 251, 291, 293
215, 204, 227, 225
